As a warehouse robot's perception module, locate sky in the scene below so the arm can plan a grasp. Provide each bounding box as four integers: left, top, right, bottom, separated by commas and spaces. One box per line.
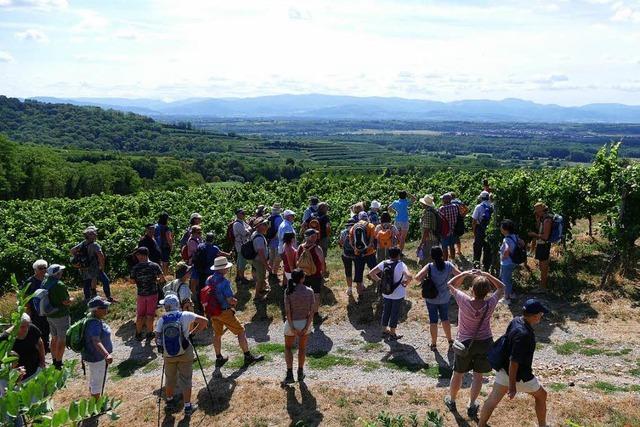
1, 0, 640, 105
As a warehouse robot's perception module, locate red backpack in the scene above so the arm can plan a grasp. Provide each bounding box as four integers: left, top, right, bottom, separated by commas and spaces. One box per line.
200, 276, 223, 318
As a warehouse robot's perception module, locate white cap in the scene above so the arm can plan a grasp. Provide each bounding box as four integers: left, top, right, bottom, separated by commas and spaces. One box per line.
20, 313, 31, 323
283, 209, 296, 217
47, 264, 65, 276
371, 200, 381, 209
480, 191, 490, 200
190, 212, 202, 220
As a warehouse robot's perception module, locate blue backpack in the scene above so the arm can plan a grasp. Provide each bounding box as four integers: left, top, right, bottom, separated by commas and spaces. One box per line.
161, 312, 189, 357
480, 204, 493, 227
548, 214, 564, 244
488, 334, 508, 371
32, 278, 59, 317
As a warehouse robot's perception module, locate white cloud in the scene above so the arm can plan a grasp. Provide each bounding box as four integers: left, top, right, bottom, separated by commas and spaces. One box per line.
114, 29, 140, 40
0, 0, 67, 9
72, 9, 109, 33
0, 50, 14, 62
15, 28, 48, 42
610, 1, 640, 23
288, 7, 311, 21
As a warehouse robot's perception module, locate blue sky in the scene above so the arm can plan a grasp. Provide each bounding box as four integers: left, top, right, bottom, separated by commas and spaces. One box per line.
1, 0, 639, 105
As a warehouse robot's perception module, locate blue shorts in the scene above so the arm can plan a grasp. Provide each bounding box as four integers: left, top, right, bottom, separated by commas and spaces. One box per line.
160, 247, 171, 263
442, 235, 456, 249
426, 301, 449, 324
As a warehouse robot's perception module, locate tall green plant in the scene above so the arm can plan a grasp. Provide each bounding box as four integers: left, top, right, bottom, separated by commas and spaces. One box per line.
0, 276, 120, 426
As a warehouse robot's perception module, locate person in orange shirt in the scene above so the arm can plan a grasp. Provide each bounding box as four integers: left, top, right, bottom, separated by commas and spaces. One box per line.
350, 212, 378, 295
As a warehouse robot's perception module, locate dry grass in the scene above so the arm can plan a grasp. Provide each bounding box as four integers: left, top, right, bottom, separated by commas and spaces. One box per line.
52, 376, 640, 427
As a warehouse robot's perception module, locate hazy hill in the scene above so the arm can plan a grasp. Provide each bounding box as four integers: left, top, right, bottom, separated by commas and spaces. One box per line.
31, 94, 640, 123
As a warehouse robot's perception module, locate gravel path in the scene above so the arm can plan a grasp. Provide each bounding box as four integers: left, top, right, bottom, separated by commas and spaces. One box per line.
99, 310, 640, 393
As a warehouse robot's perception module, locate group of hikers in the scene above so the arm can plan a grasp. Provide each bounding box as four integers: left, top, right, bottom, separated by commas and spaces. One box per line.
5, 179, 563, 426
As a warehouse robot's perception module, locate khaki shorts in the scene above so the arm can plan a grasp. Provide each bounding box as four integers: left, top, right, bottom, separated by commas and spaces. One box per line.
284, 319, 311, 337
495, 369, 541, 393
211, 309, 245, 336
164, 345, 194, 391
47, 316, 70, 338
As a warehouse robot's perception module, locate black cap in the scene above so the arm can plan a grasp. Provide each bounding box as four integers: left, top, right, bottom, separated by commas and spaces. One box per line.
523, 299, 549, 315
205, 232, 215, 243
135, 246, 149, 255
235, 208, 245, 215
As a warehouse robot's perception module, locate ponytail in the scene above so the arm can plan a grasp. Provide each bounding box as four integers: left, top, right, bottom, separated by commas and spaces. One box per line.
287, 268, 305, 295
431, 246, 445, 271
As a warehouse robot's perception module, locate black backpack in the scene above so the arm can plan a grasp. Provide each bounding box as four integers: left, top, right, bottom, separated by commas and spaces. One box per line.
420, 264, 439, 299
240, 234, 263, 260
454, 213, 466, 237
192, 243, 209, 272
71, 241, 91, 269
508, 235, 527, 265
352, 223, 369, 252
380, 261, 402, 296
265, 215, 280, 240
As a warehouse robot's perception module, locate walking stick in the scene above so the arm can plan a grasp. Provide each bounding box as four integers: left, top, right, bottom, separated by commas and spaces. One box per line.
157, 359, 165, 427
101, 358, 108, 396
189, 337, 214, 404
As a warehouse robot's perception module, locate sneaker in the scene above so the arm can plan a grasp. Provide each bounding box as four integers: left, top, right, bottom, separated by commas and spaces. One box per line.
444, 396, 457, 412
388, 334, 403, 341
184, 403, 198, 416
346, 287, 353, 296
283, 370, 295, 384
215, 355, 229, 368
243, 353, 265, 367
106, 297, 117, 303
135, 333, 144, 342
467, 403, 480, 419
297, 368, 305, 382
146, 332, 156, 340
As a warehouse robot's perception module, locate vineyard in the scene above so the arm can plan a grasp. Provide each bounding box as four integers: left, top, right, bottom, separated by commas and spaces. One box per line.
0, 143, 637, 292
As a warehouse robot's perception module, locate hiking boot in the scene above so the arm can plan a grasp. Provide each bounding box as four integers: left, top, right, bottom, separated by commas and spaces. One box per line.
146, 332, 156, 340
467, 403, 480, 419
184, 403, 198, 416
243, 353, 265, 367
165, 397, 179, 412
135, 332, 144, 342
283, 370, 295, 384
444, 396, 457, 412
346, 287, 353, 296
215, 355, 229, 368
297, 368, 305, 382
388, 333, 403, 341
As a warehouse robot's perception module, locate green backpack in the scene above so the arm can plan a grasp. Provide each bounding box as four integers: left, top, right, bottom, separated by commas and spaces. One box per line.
66, 316, 98, 353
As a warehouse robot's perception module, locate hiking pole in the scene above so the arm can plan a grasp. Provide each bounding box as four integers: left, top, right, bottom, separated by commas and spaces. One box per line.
157, 359, 165, 427
101, 358, 108, 396
189, 337, 214, 404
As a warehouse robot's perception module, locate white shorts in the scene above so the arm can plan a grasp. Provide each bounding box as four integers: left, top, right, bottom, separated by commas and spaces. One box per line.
284, 319, 311, 337
87, 360, 108, 395
495, 369, 541, 394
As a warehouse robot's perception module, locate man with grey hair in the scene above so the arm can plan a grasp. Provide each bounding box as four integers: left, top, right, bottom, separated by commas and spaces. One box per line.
71, 226, 113, 302
24, 259, 50, 353
0, 313, 46, 380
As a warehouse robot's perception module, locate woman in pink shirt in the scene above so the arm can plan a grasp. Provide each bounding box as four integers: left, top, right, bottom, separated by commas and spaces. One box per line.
444, 270, 505, 419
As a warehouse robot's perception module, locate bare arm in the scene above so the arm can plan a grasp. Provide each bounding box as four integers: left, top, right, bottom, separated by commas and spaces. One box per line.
90, 337, 113, 364
508, 360, 519, 399
38, 338, 45, 368
414, 264, 430, 282
447, 270, 474, 291
368, 266, 382, 282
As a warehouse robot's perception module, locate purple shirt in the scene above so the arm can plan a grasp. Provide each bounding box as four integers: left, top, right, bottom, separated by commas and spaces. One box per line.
453, 289, 500, 341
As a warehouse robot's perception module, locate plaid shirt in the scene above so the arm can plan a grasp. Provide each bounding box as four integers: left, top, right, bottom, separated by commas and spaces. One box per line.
420, 208, 439, 243
439, 204, 459, 237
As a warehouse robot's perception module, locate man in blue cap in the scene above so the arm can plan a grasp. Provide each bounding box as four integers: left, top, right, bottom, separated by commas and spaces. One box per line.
479, 299, 549, 427
83, 296, 113, 399
155, 294, 208, 416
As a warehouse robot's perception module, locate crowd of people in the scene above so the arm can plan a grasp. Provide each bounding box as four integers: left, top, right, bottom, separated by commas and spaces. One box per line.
6, 179, 563, 425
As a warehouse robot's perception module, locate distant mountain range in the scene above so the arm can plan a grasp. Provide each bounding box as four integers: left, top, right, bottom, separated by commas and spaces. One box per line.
30, 94, 640, 123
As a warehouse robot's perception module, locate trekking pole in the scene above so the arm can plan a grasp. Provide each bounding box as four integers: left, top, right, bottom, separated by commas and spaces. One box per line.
157, 359, 165, 427
189, 337, 214, 404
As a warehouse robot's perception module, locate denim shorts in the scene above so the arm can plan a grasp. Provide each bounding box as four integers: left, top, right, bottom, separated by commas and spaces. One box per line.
395, 221, 409, 233
426, 301, 449, 324
441, 234, 456, 249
